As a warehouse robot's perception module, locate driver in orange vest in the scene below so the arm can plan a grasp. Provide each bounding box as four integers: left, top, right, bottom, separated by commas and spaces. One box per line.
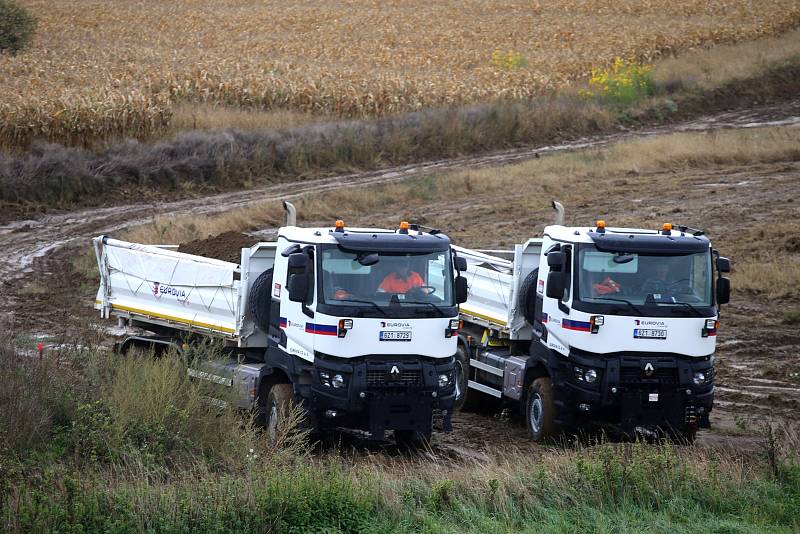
378, 260, 424, 293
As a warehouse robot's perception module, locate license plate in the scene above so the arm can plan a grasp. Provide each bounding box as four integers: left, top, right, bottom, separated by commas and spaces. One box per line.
379, 331, 412, 342
634, 328, 667, 339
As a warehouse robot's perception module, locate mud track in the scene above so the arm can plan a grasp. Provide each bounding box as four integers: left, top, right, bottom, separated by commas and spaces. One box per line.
1, 100, 798, 296
2, 101, 799, 458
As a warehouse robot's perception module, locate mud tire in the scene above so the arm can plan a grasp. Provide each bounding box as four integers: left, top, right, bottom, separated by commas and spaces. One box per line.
526, 377, 560, 442
249, 268, 274, 333
265, 383, 294, 444
519, 268, 539, 327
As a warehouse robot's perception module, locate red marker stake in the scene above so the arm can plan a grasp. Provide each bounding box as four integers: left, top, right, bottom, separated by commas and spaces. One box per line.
37, 342, 44, 359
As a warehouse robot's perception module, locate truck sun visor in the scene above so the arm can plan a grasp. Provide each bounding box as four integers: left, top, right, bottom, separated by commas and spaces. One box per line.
332, 231, 451, 253
587, 231, 709, 255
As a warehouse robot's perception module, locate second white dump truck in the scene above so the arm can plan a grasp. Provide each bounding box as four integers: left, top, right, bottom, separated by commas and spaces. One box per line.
453, 203, 731, 442
94, 204, 468, 445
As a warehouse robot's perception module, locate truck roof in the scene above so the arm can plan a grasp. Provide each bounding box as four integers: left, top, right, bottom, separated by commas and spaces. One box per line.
543, 225, 711, 254
278, 225, 451, 252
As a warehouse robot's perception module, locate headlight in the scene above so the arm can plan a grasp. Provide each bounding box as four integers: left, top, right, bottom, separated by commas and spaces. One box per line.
574, 366, 599, 383
693, 371, 706, 386
319, 371, 331, 387
438, 372, 452, 388
332, 374, 345, 389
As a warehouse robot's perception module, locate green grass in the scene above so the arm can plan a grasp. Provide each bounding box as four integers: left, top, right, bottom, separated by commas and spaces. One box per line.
1, 336, 798, 533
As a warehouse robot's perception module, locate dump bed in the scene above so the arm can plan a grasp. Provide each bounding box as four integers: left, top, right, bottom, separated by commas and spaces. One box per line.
453, 238, 542, 339
93, 236, 275, 347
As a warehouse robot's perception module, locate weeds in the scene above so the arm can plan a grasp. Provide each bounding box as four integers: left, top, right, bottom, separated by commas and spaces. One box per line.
581, 58, 655, 105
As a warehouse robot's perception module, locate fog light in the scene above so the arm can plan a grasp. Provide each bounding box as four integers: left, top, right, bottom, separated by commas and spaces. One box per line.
573, 366, 585, 381
584, 369, 598, 383
324, 410, 338, 418
578, 403, 591, 412
359, 391, 366, 399
332, 374, 345, 389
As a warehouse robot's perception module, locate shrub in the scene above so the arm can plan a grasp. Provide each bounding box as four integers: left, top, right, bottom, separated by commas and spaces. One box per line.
0, 0, 37, 54
581, 57, 655, 105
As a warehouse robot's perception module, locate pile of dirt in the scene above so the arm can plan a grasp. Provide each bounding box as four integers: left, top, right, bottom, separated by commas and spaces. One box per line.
177, 231, 255, 263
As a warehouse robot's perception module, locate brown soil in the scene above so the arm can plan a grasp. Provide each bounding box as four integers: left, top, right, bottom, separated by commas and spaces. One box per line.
178, 231, 256, 264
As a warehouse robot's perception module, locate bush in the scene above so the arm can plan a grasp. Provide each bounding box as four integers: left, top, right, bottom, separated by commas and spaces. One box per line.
0, 0, 37, 54
581, 57, 655, 106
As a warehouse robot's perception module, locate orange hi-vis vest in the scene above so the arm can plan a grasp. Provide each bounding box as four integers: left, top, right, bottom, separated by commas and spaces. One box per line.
379, 271, 424, 293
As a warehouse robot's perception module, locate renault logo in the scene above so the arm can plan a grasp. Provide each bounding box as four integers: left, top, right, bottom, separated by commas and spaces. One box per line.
644, 362, 655, 377
390, 365, 400, 376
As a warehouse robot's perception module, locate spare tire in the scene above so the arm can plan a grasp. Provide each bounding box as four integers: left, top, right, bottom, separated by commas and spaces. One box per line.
249, 268, 274, 332
519, 268, 539, 326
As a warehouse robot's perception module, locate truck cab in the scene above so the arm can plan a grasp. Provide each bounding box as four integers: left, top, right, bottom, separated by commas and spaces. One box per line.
454, 214, 731, 442
262, 221, 467, 443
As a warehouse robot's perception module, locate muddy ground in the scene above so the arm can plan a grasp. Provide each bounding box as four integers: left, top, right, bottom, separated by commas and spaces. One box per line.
2, 102, 799, 460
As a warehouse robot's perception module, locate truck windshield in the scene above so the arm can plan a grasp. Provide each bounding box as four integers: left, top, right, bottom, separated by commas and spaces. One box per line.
576, 245, 713, 310
319, 246, 455, 316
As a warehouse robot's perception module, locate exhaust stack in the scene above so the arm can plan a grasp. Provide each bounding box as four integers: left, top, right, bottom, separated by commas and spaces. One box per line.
283, 201, 297, 226
551, 200, 565, 225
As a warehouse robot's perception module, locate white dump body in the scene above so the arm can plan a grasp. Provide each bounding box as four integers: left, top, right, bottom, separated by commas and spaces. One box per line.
454, 239, 542, 339
93, 236, 276, 347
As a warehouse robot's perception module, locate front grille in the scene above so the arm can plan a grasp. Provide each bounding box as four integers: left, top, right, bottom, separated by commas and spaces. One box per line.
620, 366, 678, 385
366, 369, 422, 388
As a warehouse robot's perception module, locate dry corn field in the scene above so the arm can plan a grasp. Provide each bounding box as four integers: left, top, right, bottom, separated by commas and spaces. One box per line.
2, 0, 800, 149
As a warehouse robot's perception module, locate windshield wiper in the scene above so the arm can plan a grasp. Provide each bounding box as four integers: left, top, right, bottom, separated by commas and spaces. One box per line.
403, 301, 445, 317
595, 296, 645, 316
665, 301, 704, 317
334, 299, 388, 317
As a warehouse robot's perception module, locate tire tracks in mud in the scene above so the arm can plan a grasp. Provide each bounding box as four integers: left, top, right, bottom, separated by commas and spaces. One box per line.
1, 100, 798, 317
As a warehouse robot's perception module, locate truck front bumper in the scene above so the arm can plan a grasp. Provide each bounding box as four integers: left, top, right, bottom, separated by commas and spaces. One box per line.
550, 350, 714, 434
308, 355, 456, 440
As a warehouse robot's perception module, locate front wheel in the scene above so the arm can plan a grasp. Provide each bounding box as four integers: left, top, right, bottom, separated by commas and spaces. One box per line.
526, 377, 560, 442
265, 383, 295, 444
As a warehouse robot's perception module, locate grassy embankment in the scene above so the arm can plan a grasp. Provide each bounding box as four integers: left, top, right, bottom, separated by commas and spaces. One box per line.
1, 26, 800, 215
1, 338, 798, 533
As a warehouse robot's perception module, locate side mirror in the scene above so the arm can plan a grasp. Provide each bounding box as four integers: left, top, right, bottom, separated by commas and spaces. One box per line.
281, 244, 301, 257
455, 276, 468, 304
716, 277, 730, 305
288, 274, 309, 302
546, 272, 565, 299
716, 256, 731, 273
454, 256, 467, 272
288, 252, 309, 269
547, 251, 565, 271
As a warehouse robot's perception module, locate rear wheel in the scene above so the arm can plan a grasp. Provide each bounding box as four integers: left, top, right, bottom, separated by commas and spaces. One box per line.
265, 383, 294, 443
526, 377, 560, 442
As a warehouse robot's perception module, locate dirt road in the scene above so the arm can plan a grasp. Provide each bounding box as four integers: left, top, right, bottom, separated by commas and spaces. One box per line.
2, 101, 799, 457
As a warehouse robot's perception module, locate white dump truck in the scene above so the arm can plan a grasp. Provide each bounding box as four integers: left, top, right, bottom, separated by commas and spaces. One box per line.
93, 204, 469, 445
452, 203, 731, 442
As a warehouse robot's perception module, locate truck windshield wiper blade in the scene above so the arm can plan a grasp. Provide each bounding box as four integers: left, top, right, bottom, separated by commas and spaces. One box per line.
666, 301, 704, 317
403, 301, 445, 317
596, 296, 644, 315
335, 299, 388, 317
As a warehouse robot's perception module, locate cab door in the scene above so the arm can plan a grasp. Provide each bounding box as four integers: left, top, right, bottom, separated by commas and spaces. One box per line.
279, 240, 317, 363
